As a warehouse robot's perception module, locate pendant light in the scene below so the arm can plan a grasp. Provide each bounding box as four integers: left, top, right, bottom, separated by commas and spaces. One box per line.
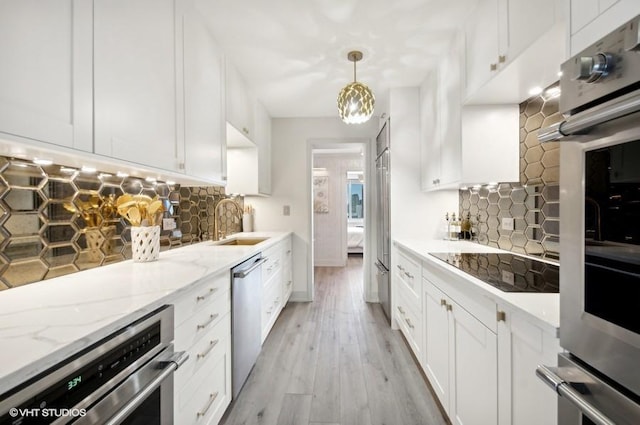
337, 51, 375, 124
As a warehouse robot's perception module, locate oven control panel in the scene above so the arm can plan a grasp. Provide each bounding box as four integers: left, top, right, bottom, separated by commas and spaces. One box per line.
0, 323, 161, 425
560, 14, 640, 115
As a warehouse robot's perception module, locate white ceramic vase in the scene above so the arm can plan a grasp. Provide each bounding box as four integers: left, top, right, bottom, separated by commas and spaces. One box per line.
131, 225, 160, 262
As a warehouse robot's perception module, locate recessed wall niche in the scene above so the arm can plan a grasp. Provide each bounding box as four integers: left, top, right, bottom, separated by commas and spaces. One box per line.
0, 156, 242, 290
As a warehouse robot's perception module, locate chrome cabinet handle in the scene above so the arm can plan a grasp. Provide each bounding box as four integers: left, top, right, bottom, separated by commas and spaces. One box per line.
404, 271, 414, 279
397, 264, 405, 272
496, 311, 506, 322
197, 313, 219, 330
490, 63, 497, 71
397, 306, 406, 315
197, 392, 219, 417
196, 287, 218, 302
498, 55, 506, 63
446, 303, 453, 312
197, 339, 219, 359
286, 249, 291, 254
440, 299, 447, 307
536, 365, 616, 425
405, 318, 415, 329
287, 280, 292, 286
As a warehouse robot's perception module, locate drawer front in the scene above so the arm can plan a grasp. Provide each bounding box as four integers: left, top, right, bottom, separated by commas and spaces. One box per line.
395, 286, 423, 357
176, 339, 231, 425
395, 249, 421, 301
282, 237, 292, 265
423, 260, 497, 332
262, 271, 282, 322
175, 312, 231, 393
262, 244, 283, 283
174, 272, 230, 326
175, 289, 230, 350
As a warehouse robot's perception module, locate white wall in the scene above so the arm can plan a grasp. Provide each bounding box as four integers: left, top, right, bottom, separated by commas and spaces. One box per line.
313, 153, 363, 267
247, 117, 378, 301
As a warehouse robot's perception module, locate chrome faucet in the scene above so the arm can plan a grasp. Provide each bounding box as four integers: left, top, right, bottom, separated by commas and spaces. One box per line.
213, 198, 243, 240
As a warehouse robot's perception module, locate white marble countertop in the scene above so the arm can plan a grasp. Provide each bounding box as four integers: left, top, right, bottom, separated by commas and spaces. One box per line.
393, 238, 560, 334
0, 231, 291, 395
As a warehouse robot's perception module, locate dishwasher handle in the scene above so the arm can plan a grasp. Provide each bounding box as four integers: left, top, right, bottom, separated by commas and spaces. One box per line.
233, 257, 267, 279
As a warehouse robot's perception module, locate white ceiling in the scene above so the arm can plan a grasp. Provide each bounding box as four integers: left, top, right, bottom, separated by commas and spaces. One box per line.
197, 0, 479, 119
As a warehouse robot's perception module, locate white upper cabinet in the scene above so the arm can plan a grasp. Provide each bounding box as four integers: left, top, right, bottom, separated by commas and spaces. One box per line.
464, 0, 500, 98
0, 0, 92, 152
182, 5, 227, 185
226, 100, 272, 196
94, 0, 182, 172
420, 71, 440, 192
226, 60, 255, 141
570, 0, 639, 55
465, 0, 565, 103
420, 35, 463, 192
460, 105, 520, 186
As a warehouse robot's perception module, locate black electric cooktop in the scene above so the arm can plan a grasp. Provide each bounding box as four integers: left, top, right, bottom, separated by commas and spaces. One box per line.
429, 252, 559, 293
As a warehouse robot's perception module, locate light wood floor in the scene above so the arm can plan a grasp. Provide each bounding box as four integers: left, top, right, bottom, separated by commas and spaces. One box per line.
220, 256, 448, 425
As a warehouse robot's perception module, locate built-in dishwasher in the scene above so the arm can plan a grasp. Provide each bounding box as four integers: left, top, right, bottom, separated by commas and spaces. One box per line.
231, 253, 266, 399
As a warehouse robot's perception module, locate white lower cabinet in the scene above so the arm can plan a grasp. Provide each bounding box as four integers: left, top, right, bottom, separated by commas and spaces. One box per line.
497, 304, 560, 425
260, 236, 293, 343
416, 255, 559, 425
173, 270, 231, 425
423, 278, 498, 424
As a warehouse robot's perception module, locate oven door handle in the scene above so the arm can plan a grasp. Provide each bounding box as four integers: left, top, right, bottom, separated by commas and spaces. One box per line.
103, 350, 189, 425
538, 87, 640, 142
536, 365, 616, 425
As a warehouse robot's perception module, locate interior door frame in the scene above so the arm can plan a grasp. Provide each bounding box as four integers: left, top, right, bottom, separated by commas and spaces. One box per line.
307, 138, 374, 302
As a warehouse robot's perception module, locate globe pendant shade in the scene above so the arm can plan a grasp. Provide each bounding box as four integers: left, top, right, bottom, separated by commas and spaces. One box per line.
337, 81, 375, 124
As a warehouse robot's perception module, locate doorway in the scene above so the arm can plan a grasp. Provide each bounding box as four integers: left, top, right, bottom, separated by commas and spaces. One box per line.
309, 140, 372, 301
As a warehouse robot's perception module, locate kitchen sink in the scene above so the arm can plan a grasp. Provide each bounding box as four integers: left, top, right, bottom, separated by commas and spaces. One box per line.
211, 237, 269, 246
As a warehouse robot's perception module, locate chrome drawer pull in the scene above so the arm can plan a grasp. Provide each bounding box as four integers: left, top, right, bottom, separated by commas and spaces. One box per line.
397, 264, 405, 272
197, 392, 219, 417
404, 271, 414, 279
197, 313, 219, 330
397, 306, 406, 315
196, 287, 218, 302
405, 318, 415, 329
197, 339, 220, 359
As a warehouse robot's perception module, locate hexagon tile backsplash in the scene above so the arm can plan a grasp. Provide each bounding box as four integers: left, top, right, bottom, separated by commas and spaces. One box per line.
459, 183, 559, 260
0, 156, 242, 290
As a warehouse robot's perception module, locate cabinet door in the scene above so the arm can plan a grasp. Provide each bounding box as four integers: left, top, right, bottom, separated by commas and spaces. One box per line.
451, 300, 498, 425
183, 8, 226, 184
226, 60, 255, 141
464, 0, 500, 97
423, 282, 451, 413
0, 0, 92, 151
94, 0, 180, 172
420, 70, 440, 191
570, 0, 599, 34
503, 0, 556, 61
255, 101, 272, 195
497, 307, 559, 425
438, 37, 462, 187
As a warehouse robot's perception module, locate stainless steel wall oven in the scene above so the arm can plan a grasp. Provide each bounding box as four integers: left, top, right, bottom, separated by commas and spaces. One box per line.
0, 306, 186, 425
536, 13, 640, 425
